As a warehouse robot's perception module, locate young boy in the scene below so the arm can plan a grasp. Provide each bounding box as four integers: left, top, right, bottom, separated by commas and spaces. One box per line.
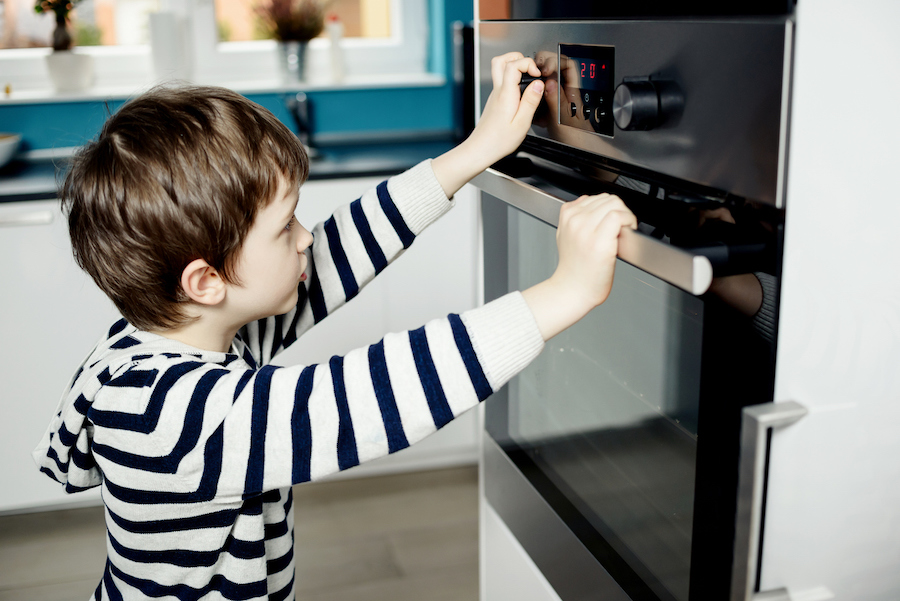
34, 53, 635, 600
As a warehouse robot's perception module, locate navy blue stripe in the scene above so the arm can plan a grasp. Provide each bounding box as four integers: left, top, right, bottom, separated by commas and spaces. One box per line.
234, 369, 253, 401
281, 285, 307, 348
74, 393, 90, 415
57, 423, 77, 446
104, 560, 123, 601
408, 327, 454, 428
108, 319, 128, 338
240, 496, 263, 516
104, 424, 224, 504
368, 341, 409, 453
256, 318, 267, 359
306, 259, 328, 323
291, 366, 315, 483
324, 217, 360, 301
244, 365, 277, 497
109, 531, 264, 567
350, 197, 389, 272
107, 506, 240, 534
376, 180, 415, 248
71, 446, 95, 471
46, 447, 68, 474
265, 519, 289, 540
92, 369, 230, 473
88, 362, 203, 432
330, 356, 359, 471
108, 558, 267, 601
270, 313, 285, 359
106, 368, 157, 388
448, 314, 494, 400
269, 575, 295, 601
110, 335, 140, 349
267, 547, 294, 576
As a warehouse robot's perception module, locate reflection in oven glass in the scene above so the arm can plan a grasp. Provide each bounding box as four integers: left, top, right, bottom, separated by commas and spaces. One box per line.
508, 207, 702, 601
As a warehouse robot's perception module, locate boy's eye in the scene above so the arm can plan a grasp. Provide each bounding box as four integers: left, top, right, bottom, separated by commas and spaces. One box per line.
285, 216, 295, 231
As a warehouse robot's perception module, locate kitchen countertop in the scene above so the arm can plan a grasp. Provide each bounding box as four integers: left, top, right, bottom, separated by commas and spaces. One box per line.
0, 138, 454, 203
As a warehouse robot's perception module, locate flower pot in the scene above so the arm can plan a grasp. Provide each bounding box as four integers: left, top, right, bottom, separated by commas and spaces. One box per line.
45, 51, 94, 93
278, 41, 308, 83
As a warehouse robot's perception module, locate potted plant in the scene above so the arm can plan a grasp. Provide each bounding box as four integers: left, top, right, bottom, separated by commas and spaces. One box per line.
35, 0, 94, 92
255, 0, 326, 82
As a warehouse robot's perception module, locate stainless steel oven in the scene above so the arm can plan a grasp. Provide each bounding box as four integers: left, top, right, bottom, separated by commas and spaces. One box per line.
474, 6, 796, 601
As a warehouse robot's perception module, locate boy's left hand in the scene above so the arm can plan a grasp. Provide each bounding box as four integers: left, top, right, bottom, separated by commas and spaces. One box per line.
431, 52, 544, 198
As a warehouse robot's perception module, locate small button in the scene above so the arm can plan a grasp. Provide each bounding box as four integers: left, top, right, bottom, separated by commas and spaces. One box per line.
594, 108, 607, 121
583, 104, 592, 120
570, 102, 577, 117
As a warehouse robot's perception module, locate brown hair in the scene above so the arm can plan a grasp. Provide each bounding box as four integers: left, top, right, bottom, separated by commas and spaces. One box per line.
62, 85, 308, 331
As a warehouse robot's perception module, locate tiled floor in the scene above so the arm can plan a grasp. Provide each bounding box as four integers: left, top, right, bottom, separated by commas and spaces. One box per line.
0, 466, 479, 601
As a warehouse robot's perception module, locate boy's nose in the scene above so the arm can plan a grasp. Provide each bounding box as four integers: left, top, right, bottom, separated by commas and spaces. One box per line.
296, 225, 313, 252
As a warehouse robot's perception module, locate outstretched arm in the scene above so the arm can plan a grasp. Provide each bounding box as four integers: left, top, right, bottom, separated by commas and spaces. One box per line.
431, 52, 544, 198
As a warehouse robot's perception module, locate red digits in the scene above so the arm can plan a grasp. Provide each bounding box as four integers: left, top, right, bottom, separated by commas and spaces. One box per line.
590, 63, 595, 78
581, 62, 586, 78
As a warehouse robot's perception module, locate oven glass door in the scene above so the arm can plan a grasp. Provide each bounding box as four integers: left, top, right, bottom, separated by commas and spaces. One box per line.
482, 149, 782, 600
490, 202, 702, 601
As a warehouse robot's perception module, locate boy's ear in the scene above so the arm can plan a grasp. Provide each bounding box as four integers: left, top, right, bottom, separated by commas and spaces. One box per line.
180, 259, 226, 306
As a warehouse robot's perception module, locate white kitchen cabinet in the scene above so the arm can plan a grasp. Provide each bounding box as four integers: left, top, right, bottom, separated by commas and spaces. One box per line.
0, 175, 481, 513
0, 199, 118, 514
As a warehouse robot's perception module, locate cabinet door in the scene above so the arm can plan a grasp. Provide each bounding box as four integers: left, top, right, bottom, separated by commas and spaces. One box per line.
0, 200, 119, 513
272, 178, 481, 477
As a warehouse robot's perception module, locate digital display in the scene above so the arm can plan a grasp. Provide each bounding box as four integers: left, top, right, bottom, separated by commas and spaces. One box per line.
573, 58, 611, 92
559, 44, 615, 137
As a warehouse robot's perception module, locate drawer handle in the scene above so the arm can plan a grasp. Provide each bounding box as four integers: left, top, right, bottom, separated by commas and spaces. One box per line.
0, 210, 55, 227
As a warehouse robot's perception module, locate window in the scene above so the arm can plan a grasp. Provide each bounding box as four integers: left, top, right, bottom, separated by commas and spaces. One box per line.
0, 0, 430, 96
1, 0, 160, 49
213, 0, 391, 42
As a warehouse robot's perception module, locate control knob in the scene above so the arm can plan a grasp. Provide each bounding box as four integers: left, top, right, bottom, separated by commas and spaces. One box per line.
612, 79, 683, 131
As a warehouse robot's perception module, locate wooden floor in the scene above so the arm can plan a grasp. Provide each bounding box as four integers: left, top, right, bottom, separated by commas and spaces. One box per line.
0, 466, 479, 601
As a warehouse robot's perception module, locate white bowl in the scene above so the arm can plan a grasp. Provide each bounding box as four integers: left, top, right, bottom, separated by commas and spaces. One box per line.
0, 133, 22, 168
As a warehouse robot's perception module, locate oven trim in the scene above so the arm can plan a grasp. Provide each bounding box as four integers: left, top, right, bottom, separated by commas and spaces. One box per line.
483, 432, 633, 601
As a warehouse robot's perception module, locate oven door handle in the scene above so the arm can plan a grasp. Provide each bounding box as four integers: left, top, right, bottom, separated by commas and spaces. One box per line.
731, 401, 810, 601
471, 168, 714, 296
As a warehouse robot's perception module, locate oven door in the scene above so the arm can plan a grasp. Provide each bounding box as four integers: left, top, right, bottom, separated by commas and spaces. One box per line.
478, 161, 781, 601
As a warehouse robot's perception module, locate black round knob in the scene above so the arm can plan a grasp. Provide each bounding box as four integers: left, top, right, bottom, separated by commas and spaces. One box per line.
612, 81, 660, 131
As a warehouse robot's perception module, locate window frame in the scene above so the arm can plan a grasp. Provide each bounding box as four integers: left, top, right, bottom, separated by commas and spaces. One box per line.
0, 0, 430, 97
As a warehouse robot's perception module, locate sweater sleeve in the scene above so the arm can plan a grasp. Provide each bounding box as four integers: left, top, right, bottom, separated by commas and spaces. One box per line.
86, 292, 543, 506
237, 160, 452, 367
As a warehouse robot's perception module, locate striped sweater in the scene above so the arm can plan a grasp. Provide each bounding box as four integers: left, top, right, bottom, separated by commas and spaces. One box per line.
33, 160, 544, 601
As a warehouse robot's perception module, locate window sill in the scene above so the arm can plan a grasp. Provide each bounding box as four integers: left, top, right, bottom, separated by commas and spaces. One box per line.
0, 72, 446, 106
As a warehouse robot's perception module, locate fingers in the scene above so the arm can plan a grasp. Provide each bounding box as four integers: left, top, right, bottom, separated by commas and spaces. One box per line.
491, 53, 540, 89
560, 194, 637, 238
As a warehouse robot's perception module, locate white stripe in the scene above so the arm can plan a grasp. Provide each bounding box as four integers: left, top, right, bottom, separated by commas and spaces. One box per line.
308, 365, 340, 480
342, 346, 390, 464
263, 367, 301, 489
382, 330, 436, 446
311, 222, 346, 313
361, 186, 404, 258
333, 203, 374, 286
424, 319, 480, 416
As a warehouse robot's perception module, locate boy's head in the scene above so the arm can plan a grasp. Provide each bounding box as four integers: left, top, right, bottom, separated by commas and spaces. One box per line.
62, 85, 308, 331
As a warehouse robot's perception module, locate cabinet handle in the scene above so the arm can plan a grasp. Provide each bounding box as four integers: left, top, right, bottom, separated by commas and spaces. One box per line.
471, 167, 714, 295
731, 401, 808, 601
0, 210, 54, 227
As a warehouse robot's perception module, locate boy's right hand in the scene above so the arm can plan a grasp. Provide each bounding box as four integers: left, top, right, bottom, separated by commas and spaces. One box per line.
522, 194, 637, 341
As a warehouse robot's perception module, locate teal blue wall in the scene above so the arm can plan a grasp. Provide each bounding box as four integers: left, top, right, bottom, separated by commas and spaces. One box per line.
0, 0, 472, 152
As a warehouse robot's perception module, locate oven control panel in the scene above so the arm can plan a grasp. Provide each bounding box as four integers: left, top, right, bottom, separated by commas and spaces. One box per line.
558, 44, 615, 137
